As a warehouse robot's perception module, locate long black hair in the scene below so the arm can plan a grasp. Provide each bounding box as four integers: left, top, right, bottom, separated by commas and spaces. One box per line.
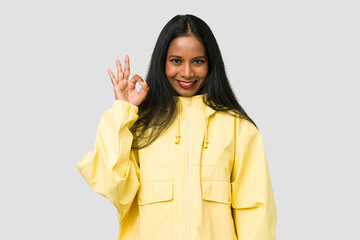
130, 14, 257, 150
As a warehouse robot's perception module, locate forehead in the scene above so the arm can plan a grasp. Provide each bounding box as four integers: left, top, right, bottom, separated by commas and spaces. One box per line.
167, 35, 206, 56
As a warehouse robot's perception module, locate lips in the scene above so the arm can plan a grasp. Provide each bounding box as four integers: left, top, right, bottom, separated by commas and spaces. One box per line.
176, 79, 197, 88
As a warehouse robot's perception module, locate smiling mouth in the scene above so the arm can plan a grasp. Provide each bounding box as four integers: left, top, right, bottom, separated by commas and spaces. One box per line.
176, 80, 197, 85
178, 81, 196, 86
176, 79, 197, 88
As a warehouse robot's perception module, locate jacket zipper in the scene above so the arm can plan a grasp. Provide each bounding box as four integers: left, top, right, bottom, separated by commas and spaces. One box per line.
187, 97, 192, 240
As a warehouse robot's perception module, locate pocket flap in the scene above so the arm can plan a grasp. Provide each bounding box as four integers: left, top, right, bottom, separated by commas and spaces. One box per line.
137, 181, 173, 205
201, 180, 231, 204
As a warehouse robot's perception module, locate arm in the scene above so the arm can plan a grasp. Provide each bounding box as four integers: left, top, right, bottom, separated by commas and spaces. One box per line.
231, 124, 277, 239
77, 99, 140, 221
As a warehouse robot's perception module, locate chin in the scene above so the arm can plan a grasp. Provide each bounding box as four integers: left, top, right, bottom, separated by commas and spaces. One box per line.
175, 89, 199, 97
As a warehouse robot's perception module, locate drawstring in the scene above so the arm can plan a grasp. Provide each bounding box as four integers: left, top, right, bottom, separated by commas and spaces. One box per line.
174, 96, 212, 149
175, 115, 181, 144
203, 103, 210, 149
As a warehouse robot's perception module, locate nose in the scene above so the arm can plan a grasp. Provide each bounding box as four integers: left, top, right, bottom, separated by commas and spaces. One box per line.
180, 63, 194, 79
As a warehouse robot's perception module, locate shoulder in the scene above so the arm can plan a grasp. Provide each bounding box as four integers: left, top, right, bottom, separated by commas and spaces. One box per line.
212, 109, 259, 142
232, 113, 259, 143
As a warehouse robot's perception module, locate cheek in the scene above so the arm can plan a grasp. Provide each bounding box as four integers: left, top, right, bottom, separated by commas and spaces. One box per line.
200, 65, 208, 79
165, 64, 175, 79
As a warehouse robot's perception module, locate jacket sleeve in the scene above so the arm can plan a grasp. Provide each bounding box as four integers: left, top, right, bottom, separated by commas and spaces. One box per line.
77, 100, 140, 221
231, 125, 277, 240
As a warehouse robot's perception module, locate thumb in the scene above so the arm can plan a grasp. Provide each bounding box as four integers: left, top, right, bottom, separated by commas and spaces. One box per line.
139, 81, 149, 98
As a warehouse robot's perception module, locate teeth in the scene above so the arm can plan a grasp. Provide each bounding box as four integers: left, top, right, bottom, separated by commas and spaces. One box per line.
180, 81, 195, 85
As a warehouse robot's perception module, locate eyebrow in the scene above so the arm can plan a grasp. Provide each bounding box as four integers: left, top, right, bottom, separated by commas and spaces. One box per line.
168, 55, 207, 59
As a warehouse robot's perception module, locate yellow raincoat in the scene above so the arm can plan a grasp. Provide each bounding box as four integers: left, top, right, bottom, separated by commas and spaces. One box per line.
77, 94, 277, 240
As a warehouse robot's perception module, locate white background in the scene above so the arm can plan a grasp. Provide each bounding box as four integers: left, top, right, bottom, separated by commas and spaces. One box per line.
1, 0, 359, 239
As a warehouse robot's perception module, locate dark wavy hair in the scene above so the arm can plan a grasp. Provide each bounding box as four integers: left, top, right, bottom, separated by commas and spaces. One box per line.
130, 14, 257, 149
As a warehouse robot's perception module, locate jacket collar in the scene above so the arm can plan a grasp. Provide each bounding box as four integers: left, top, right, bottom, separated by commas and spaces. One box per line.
174, 94, 216, 148
176, 94, 216, 116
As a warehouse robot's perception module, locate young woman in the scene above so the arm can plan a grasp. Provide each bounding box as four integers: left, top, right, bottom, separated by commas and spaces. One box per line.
77, 14, 277, 240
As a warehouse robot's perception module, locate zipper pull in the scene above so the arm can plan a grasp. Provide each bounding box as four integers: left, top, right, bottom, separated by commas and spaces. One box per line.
188, 97, 192, 107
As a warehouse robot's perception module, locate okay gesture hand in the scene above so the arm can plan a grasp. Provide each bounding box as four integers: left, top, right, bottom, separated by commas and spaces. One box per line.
107, 55, 149, 107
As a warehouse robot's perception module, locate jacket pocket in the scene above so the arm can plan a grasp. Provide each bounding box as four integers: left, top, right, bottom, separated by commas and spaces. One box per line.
137, 181, 173, 240
201, 180, 237, 240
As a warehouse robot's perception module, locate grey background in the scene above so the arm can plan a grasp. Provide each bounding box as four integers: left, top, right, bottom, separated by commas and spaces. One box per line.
1, 0, 359, 239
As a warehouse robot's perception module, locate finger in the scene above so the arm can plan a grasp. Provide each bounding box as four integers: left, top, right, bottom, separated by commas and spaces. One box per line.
116, 59, 124, 81
124, 55, 130, 80
126, 74, 138, 92
107, 68, 117, 86
133, 75, 148, 93
139, 80, 149, 98
131, 74, 143, 85
129, 75, 137, 85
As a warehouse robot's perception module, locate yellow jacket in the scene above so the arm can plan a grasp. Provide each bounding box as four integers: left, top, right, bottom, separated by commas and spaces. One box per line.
77, 94, 277, 240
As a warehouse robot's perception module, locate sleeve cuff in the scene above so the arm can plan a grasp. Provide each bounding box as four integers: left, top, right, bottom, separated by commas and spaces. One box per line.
112, 100, 139, 114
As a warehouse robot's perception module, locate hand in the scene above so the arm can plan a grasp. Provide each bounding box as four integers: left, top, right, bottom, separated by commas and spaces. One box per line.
107, 55, 149, 106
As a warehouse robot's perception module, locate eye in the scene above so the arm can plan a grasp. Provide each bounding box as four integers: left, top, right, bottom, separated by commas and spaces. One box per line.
170, 59, 181, 63
193, 59, 205, 64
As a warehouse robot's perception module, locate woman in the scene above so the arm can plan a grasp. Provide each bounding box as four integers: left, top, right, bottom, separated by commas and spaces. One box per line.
77, 14, 277, 240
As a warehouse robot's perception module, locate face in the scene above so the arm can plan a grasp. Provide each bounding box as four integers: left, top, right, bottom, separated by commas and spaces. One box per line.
165, 35, 208, 97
